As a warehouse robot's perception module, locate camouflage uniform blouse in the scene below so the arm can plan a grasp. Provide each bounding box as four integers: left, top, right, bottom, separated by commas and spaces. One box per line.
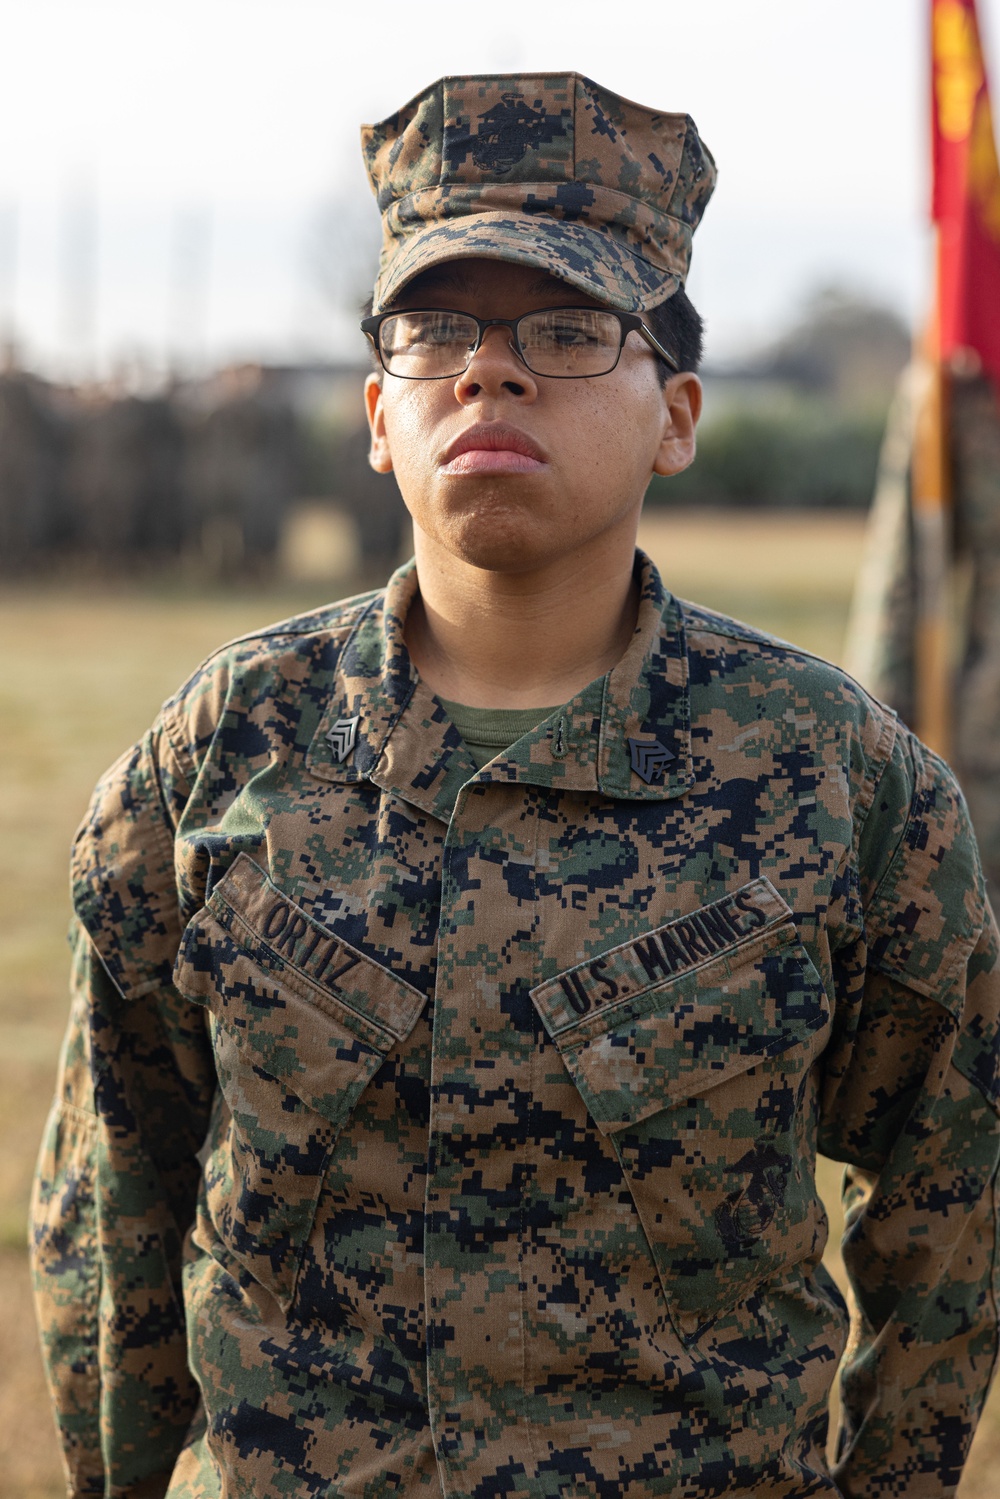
31, 553, 1000, 1498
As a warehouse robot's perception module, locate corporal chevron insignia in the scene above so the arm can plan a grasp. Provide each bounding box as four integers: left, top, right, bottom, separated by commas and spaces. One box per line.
628, 735, 675, 784
326, 716, 360, 763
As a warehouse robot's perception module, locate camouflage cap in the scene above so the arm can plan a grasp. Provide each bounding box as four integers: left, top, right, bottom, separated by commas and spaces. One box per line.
361, 73, 716, 314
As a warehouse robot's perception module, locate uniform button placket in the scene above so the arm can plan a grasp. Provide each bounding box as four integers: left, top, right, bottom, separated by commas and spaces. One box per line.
424, 782, 540, 1494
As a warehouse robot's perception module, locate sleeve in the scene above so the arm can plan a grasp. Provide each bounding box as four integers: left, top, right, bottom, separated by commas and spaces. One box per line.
29, 721, 217, 1498
819, 728, 1000, 1498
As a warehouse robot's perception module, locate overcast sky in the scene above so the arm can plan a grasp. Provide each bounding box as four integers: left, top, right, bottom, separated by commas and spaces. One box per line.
2, 0, 998, 377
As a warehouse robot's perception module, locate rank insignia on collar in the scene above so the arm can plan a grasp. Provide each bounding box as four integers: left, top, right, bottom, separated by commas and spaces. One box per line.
628, 736, 675, 785
327, 716, 360, 763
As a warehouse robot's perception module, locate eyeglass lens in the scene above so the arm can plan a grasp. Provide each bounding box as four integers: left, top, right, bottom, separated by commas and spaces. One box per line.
378, 309, 624, 379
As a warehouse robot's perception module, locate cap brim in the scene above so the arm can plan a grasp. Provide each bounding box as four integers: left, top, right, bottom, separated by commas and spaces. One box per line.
374, 211, 679, 315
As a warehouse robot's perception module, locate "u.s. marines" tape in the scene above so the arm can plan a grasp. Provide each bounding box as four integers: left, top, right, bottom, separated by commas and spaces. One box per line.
531, 877, 793, 1037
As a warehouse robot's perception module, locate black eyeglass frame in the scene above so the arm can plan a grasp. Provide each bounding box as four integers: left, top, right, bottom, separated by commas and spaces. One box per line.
360, 306, 679, 379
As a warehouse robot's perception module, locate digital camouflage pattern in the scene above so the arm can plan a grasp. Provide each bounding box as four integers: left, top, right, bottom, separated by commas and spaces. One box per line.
31, 552, 1000, 1497
362, 74, 716, 315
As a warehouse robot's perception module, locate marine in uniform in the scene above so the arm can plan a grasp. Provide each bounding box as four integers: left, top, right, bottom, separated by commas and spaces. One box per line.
31, 73, 1000, 1498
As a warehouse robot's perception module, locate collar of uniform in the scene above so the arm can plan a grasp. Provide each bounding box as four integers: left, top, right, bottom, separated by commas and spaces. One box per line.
598, 550, 692, 799
477, 550, 693, 801
307, 550, 692, 812
307, 560, 479, 820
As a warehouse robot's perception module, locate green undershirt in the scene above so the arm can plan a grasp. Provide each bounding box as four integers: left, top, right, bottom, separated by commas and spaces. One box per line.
440, 699, 562, 770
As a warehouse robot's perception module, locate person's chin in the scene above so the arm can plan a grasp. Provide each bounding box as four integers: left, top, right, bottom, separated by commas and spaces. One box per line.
453, 526, 553, 574
431, 500, 559, 575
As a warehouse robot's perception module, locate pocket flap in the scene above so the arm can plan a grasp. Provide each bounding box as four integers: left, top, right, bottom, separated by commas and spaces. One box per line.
174, 853, 427, 1122
531, 880, 829, 1133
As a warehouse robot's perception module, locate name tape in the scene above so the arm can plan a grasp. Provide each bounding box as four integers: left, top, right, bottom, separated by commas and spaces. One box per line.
259, 897, 362, 990
205, 853, 427, 1044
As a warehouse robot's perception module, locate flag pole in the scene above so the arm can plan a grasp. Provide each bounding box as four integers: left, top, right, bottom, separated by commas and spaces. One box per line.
912, 190, 953, 761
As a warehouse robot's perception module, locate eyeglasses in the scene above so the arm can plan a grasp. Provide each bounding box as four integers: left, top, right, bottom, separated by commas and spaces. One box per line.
360, 306, 679, 380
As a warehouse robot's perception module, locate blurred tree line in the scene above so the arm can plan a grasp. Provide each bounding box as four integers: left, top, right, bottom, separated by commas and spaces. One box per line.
0, 359, 406, 580
647, 287, 910, 509
0, 285, 911, 579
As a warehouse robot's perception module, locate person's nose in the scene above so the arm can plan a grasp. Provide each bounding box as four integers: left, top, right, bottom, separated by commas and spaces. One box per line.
453, 323, 539, 403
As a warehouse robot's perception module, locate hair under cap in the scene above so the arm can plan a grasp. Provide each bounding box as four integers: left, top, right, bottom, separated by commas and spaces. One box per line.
362, 72, 717, 314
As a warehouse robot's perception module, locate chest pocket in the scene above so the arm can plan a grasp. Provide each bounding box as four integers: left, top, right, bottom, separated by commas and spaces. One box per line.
531, 877, 831, 1342
174, 852, 426, 1310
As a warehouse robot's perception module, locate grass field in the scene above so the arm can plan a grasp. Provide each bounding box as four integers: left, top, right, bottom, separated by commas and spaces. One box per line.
2, 508, 998, 1495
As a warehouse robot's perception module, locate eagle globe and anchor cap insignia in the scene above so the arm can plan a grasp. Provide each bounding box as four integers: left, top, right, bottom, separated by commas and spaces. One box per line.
466, 92, 568, 174
326, 716, 360, 764
628, 736, 675, 784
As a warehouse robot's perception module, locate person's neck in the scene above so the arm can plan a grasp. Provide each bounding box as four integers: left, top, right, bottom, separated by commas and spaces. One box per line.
406, 527, 641, 710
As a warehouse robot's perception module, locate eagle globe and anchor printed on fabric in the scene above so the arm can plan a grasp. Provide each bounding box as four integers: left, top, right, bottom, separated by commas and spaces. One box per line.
361, 73, 718, 316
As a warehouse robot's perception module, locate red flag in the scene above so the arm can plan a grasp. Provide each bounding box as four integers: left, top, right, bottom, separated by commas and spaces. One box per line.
932, 0, 1000, 383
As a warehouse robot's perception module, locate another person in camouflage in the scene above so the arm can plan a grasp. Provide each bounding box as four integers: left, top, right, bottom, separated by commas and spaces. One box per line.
31, 72, 1000, 1499
952, 372, 1000, 897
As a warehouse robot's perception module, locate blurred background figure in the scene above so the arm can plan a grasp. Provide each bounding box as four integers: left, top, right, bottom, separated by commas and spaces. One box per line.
953, 376, 1000, 891
183, 364, 300, 577
66, 388, 184, 562
0, 365, 64, 572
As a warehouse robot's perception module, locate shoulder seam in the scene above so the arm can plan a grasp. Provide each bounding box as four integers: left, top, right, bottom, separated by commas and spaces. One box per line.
678, 595, 875, 686
677, 595, 898, 731
156, 710, 199, 815
853, 698, 900, 859
159, 591, 381, 719
676, 595, 900, 857
186, 593, 378, 667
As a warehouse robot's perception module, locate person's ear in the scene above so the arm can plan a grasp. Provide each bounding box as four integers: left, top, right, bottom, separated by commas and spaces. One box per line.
653, 372, 702, 477
364, 373, 393, 474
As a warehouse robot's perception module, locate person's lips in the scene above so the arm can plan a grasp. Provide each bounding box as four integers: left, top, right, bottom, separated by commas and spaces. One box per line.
440, 423, 547, 475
